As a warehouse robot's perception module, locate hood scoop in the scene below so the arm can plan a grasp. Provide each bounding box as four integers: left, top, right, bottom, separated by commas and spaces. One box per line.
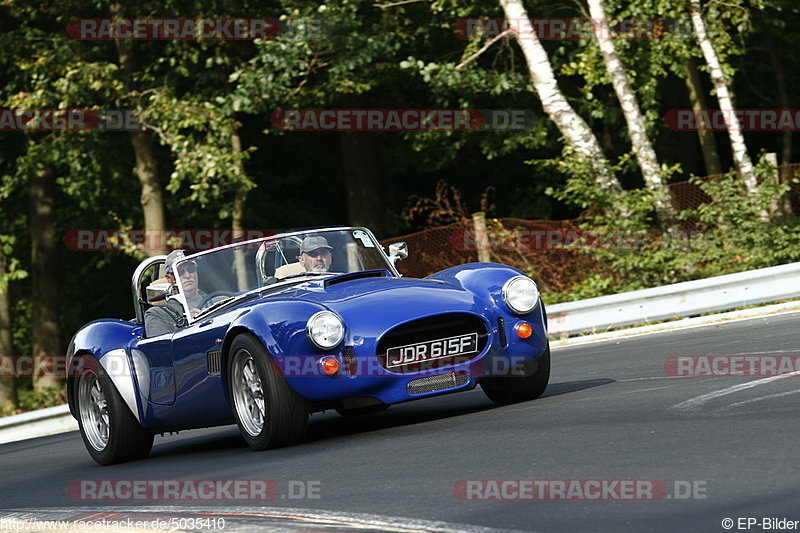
324, 269, 391, 287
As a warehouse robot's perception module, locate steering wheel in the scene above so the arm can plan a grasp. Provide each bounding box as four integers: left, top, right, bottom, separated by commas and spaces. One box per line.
198, 290, 236, 309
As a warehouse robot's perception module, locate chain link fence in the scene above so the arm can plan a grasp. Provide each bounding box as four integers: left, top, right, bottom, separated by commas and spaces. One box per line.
381, 164, 800, 292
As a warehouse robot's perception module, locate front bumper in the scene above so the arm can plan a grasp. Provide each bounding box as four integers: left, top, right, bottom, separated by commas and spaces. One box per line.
277, 304, 549, 405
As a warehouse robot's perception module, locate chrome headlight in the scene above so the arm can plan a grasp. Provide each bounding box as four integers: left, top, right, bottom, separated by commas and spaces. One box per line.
502, 276, 540, 314
306, 311, 345, 349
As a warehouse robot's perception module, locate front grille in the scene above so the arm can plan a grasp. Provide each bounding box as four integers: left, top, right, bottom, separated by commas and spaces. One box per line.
376, 313, 488, 373
343, 346, 357, 376
408, 371, 468, 394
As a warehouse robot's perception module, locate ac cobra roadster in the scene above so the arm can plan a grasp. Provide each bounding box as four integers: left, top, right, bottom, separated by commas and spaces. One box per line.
67, 227, 550, 464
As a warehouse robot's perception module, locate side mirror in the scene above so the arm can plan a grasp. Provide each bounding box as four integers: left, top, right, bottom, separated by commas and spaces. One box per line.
388, 242, 408, 265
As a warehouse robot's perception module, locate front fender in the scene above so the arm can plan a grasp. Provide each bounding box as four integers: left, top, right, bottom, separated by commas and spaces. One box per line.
67, 319, 144, 423
219, 301, 330, 401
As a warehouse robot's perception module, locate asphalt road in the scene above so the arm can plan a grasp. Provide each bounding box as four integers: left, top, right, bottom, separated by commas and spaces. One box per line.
2, 312, 800, 532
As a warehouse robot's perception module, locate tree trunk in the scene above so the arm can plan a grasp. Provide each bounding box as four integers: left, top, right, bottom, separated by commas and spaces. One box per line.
498, 0, 624, 197
129, 132, 166, 254
30, 165, 60, 390
339, 132, 384, 235
587, 0, 674, 228
111, 3, 167, 256
0, 249, 16, 410
684, 59, 722, 176
231, 128, 248, 291
689, 0, 758, 195
765, 29, 793, 217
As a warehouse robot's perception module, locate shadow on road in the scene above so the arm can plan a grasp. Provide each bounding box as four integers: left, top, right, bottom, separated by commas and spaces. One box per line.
541, 378, 615, 398
147, 379, 616, 458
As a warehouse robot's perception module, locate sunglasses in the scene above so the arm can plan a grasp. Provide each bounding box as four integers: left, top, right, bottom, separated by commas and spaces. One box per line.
177, 263, 197, 275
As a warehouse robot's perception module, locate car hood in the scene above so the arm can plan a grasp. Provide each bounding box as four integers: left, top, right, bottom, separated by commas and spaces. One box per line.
266, 273, 486, 324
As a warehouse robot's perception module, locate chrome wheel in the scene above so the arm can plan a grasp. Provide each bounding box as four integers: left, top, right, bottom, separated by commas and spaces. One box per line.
78, 373, 110, 451
231, 349, 266, 437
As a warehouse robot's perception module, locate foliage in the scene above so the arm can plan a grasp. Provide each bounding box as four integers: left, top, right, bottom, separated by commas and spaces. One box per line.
544, 159, 800, 303
17, 385, 66, 411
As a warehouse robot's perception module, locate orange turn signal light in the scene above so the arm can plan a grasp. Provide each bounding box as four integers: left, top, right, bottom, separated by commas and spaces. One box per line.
321, 357, 340, 375
515, 322, 533, 339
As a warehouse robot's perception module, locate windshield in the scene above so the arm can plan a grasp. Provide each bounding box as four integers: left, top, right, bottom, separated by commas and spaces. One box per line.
171, 228, 395, 318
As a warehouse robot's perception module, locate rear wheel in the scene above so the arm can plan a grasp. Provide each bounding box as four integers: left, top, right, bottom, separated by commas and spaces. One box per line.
228, 334, 308, 450
481, 346, 550, 405
76, 363, 153, 465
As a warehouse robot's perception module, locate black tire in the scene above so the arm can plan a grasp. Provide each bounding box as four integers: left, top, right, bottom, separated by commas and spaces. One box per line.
75, 363, 153, 465
480, 346, 551, 405
335, 403, 390, 417
228, 333, 308, 450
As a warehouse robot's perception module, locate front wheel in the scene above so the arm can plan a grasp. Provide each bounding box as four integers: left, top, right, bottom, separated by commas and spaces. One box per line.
228, 334, 308, 450
480, 346, 551, 405
76, 363, 153, 465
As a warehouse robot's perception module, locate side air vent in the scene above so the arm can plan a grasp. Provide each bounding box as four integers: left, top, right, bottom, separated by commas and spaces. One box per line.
207, 350, 221, 375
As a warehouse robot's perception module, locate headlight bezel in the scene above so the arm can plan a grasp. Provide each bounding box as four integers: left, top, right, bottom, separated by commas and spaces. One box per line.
502, 275, 540, 315
306, 310, 345, 350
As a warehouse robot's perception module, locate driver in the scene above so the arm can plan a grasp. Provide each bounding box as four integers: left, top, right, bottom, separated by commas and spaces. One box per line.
144, 249, 208, 337
297, 236, 333, 272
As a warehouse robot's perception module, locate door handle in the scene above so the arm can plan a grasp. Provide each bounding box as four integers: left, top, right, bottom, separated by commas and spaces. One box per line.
198, 320, 213, 327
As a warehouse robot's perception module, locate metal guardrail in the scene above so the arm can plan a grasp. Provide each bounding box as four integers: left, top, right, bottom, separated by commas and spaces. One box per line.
0, 404, 76, 445
547, 261, 800, 337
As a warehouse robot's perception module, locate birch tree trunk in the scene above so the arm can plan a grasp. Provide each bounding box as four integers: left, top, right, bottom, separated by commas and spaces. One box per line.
587, 0, 674, 227
498, 0, 624, 197
231, 128, 249, 292
689, 0, 758, 195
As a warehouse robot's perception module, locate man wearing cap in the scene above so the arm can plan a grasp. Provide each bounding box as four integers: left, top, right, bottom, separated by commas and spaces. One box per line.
144, 249, 208, 337
297, 236, 333, 273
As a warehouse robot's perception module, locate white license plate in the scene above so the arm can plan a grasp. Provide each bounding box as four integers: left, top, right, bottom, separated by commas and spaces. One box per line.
386, 333, 479, 368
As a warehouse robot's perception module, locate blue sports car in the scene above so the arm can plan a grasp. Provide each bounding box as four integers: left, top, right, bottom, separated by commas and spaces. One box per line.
67, 227, 550, 464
